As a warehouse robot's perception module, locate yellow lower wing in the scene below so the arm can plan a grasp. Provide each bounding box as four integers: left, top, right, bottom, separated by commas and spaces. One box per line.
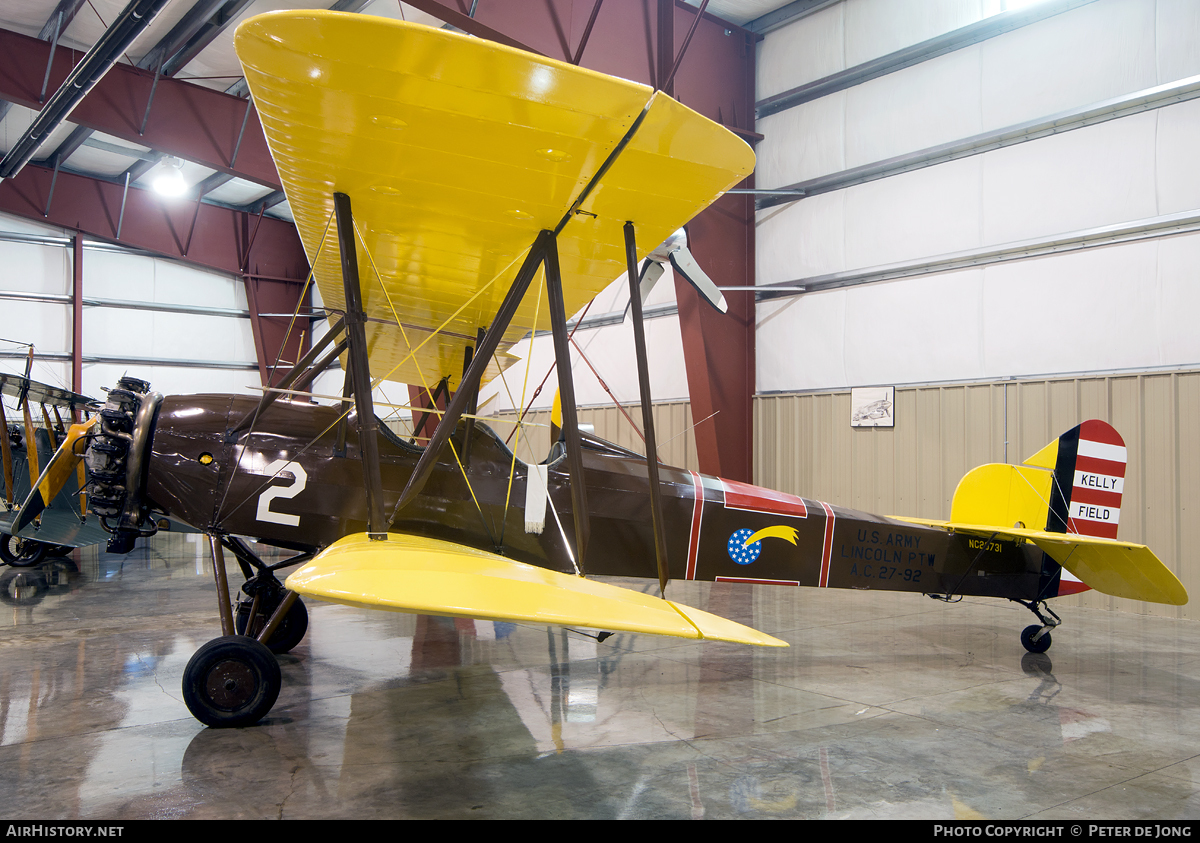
896, 518, 1187, 606
285, 533, 787, 647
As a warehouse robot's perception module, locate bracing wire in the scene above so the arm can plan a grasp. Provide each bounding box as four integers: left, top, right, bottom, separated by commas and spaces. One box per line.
353, 219, 495, 543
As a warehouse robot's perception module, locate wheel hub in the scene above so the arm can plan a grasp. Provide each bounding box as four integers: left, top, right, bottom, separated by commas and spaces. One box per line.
205, 658, 256, 710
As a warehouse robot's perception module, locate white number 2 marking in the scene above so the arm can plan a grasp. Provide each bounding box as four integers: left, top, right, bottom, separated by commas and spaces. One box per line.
256, 459, 308, 527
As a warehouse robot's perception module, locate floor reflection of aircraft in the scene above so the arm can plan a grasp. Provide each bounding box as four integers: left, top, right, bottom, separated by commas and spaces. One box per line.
15, 11, 1187, 729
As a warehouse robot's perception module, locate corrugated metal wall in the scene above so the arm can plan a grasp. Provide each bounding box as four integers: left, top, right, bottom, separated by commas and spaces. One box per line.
755, 371, 1200, 620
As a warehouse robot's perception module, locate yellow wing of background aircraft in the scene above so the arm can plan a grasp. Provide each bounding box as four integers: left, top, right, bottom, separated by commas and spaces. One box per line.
0, 368, 101, 565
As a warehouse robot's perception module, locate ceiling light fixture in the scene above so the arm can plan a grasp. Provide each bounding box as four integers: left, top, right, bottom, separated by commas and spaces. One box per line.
152, 156, 187, 197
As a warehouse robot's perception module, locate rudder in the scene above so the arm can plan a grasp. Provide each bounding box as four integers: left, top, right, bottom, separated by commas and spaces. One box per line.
1025, 419, 1126, 540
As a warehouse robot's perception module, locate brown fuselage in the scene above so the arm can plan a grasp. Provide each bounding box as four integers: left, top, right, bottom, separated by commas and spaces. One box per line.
146, 395, 1055, 602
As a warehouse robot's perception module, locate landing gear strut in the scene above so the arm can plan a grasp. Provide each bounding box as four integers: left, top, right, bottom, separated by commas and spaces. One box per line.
236, 588, 309, 655
1014, 599, 1060, 653
182, 534, 313, 728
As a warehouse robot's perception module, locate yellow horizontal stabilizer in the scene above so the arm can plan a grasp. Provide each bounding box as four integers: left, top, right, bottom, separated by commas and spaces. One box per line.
236, 11, 754, 390
896, 518, 1188, 606
285, 533, 787, 647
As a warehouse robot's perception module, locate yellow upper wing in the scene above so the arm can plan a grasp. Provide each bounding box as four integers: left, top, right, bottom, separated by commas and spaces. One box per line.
235, 11, 754, 390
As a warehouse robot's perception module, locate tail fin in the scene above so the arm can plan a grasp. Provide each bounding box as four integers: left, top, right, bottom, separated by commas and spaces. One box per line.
950, 420, 1126, 538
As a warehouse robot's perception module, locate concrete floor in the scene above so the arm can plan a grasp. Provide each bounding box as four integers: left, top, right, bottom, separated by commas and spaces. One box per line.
2, 531, 1199, 820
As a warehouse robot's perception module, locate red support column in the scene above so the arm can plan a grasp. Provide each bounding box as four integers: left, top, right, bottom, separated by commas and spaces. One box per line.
243, 274, 313, 388
675, 196, 755, 483
71, 232, 82, 393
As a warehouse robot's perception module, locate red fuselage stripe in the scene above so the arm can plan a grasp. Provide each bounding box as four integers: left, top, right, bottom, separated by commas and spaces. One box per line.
686, 470, 704, 580
721, 479, 809, 517
819, 502, 835, 587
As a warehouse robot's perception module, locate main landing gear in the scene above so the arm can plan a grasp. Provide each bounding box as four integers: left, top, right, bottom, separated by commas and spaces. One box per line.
1, 534, 47, 567
182, 535, 314, 728
0, 535, 73, 567
182, 635, 282, 728
1014, 599, 1060, 654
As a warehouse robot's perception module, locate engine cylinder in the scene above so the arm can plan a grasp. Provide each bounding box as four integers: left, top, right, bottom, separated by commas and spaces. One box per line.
84, 377, 162, 553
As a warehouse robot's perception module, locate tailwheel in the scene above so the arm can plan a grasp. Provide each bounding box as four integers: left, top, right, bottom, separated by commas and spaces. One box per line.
1021, 624, 1052, 654
182, 635, 282, 728
0, 534, 47, 567
1014, 599, 1060, 654
236, 594, 308, 654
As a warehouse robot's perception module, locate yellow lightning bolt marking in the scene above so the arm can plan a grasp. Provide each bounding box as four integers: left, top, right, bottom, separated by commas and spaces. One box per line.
744, 526, 798, 547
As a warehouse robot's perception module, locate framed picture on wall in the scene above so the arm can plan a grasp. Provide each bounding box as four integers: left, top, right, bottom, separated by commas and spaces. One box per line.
851, 386, 894, 428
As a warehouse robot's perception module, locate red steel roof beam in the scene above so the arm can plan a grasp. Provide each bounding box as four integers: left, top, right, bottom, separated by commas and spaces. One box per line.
0, 163, 306, 282
0, 0, 173, 180
0, 26, 281, 190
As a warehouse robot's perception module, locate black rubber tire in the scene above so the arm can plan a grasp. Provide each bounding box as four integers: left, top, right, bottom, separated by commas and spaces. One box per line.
182, 636, 282, 728
0, 534, 47, 567
1021, 624, 1052, 654
235, 596, 308, 654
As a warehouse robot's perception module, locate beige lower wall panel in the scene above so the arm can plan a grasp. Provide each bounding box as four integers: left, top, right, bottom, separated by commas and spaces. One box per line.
1178, 374, 1200, 612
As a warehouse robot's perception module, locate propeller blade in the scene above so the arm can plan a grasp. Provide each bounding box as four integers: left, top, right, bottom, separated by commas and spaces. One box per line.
14, 417, 96, 534
669, 246, 728, 314
622, 260, 666, 322
639, 258, 666, 305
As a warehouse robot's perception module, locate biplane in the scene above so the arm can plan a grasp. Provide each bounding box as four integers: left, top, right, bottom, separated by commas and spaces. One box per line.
0, 368, 101, 566
13, 11, 1187, 729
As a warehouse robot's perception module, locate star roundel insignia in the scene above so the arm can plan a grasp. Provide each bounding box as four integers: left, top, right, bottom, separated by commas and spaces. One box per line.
728, 528, 761, 565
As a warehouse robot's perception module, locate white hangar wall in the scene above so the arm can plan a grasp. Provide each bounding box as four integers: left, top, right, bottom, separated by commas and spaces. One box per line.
0, 213, 73, 389
755, 0, 1200, 392
752, 0, 1200, 620
0, 210, 261, 401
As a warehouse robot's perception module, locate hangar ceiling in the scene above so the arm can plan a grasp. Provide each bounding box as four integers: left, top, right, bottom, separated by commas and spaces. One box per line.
0, 0, 806, 230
